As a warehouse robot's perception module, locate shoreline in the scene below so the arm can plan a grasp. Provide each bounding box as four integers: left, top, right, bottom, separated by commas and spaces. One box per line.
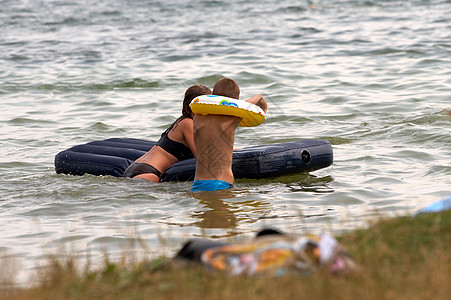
2, 208, 450, 300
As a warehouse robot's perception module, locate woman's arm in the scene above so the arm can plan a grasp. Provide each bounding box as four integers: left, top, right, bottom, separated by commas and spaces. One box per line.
181, 118, 197, 157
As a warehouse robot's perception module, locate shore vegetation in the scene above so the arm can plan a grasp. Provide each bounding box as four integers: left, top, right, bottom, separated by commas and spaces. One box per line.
1, 210, 450, 300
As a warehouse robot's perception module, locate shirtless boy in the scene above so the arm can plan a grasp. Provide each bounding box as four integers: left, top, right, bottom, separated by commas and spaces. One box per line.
191, 78, 267, 192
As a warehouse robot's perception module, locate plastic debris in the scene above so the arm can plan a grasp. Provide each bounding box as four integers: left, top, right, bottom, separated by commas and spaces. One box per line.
175, 231, 359, 276
414, 196, 451, 216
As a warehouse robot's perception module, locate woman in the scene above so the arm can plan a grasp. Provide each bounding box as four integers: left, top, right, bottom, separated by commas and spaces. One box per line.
123, 85, 212, 182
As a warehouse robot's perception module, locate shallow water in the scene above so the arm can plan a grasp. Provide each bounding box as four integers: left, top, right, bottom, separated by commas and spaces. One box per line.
1, 0, 450, 284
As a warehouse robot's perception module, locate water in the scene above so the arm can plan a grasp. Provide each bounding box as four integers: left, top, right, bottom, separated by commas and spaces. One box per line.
1, 0, 450, 284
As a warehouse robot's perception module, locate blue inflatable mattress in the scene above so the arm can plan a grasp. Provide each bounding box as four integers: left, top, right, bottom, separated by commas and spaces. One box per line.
54, 138, 333, 182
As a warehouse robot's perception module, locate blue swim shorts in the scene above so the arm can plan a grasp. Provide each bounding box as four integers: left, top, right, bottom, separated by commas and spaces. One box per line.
191, 180, 233, 192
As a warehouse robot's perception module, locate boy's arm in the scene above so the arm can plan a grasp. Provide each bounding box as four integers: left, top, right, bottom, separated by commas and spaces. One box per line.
245, 94, 267, 113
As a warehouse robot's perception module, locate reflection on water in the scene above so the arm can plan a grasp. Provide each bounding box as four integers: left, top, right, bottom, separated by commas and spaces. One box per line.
286, 175, 335, 193
240, 173, 335, 192
192, 190, 238, 229
190, 189, 271, 238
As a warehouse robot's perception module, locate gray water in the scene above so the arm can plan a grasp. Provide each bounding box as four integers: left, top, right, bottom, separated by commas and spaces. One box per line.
1, 0, 450, 284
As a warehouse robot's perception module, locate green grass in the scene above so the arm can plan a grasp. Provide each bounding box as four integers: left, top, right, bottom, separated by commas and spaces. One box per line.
2, 210, 450, 300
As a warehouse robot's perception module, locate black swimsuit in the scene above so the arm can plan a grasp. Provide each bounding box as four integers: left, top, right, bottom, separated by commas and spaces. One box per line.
156, 123, 194, 161
123, 122, 194, 179
123, 162, 161, 178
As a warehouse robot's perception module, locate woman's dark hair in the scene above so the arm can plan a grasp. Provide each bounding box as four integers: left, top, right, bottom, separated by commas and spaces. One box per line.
182, 85, 212, 118
170, 85, 212, 129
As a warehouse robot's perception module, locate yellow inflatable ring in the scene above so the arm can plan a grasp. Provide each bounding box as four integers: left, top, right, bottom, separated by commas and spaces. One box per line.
190, 95, 266, 127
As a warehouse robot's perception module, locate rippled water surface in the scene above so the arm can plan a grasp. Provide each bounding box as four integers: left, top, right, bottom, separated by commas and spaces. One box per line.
1, 0, 450, 284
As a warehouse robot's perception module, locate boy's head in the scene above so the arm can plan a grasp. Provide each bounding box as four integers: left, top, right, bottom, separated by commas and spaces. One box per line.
183, 85, 212, 117
213, 78, 240, 99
